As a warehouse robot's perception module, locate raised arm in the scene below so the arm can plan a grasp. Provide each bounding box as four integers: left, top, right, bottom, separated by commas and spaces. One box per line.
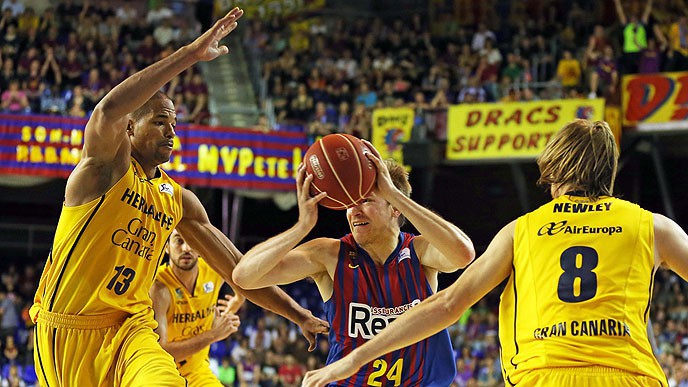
302, 221, 515, 387
613, 0, 627, 25
642, 0, 653, 24
177, 188, 329, 350
150, 280, 239, 361
232, 164, 333, 290
363, 141, 475, 272
654, 213, 688, 279
84, 8, 242, 161
65, 8, 244, 207
82, 7, 243, 163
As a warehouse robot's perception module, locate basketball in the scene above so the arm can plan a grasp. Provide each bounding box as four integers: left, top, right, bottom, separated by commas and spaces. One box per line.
304, 134, 377, 210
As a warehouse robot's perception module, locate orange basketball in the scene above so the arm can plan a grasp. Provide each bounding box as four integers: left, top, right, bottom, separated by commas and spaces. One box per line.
304, 134, 377, 210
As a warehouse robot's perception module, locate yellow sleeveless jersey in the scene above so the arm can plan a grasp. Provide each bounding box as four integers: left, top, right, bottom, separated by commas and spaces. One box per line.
31, 158, 183, 318
155, 259, 223, 374
500, 195, 667, 386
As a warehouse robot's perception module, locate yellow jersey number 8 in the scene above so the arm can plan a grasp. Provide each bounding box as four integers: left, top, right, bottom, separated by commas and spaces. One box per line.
557, 246, 598, 303
367, 358, 403, 386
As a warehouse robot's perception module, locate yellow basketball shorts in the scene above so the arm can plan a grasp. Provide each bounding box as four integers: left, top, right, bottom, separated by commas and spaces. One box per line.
33, 307, 186, 386
182, 361, 223, 387
515, 366, 667, 387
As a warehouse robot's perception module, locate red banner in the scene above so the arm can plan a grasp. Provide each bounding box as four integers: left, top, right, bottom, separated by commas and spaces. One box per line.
0, 114, 308, 191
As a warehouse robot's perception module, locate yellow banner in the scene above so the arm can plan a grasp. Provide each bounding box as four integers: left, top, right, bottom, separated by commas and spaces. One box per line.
446, 99, 605, 160
371, 108, 414, 168
622, 72, 688, 129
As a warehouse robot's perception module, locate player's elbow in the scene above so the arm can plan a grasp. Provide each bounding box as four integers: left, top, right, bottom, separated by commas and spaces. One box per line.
448, 239, 475, 269
458, 242, 476, 268
231, 265, 257, 290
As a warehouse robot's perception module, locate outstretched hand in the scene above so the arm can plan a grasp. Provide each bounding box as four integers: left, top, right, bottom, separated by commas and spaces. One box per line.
298, 312, 330, 352
188, 7, 244, 62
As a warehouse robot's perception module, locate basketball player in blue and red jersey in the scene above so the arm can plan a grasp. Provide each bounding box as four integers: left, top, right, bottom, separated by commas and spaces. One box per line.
233, 144, 475, 386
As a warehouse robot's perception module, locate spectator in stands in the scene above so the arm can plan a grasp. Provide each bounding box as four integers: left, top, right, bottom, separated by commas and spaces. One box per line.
589, 46, 618, 99
1, 0, 22, 18
60, 49, 83, 87
452, 357, 473, 387
458, 76, 486, 104
186, 73, 210, 124
146, 2, 174, 26
307, 101, 335, 142
153, 18, 179, 47
531, 35, 555, 82
231, 336, 249, 364
40, 84, 67, 115
471, 23, 496, 52
279, 354, 305, 387
354, 82, 377, 108
136, 35, 161, 66
16, 7, 38, 35
40, 47, 62, 87
217, 356, 237, 387
1, 363, 24, 387
668, 15, 688, 71
639, 38, 665, 73
237, 350, 261, 386
15, 46, 38, 77
38, 6, 57, 34
2, 335, 17, 365
502, 52, 525, 85
23, 59, 44, 112
1, 79, 29, 113
259, 350, 280, 386
614, 0, 652, 74
271, 81, 289, 123
556, 49, 582, 90
0, 23, 20, 61
291, 83, 315, 122
66, 85, 93, 117
81, 68, 107, 104
171, 93, 189, 123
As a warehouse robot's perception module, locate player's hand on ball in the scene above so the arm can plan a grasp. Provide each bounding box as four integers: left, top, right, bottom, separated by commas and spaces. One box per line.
296, 163, 327, 229
361, 140, 396, 200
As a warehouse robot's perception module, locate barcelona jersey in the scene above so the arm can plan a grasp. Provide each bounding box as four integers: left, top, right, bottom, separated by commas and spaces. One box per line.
324, 232, 455, 386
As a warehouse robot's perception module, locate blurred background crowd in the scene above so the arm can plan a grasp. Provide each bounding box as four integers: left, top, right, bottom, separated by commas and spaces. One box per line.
0, 0, 687, 386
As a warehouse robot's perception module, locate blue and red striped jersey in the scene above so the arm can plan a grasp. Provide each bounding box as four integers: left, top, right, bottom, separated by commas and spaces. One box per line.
324, 232, 456, 386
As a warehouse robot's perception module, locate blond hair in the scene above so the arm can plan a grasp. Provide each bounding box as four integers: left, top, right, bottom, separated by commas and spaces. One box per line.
536, 119, 618, 200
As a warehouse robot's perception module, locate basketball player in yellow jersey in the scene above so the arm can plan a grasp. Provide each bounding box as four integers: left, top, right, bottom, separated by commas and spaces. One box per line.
30, 7, 328, 386
303, 119, 688, 387
151, 229, 245, 386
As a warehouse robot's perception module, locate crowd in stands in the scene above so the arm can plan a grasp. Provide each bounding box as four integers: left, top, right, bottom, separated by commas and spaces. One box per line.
0, 0, 211, 123
244, 0, 688, 142
2, 0, 688, 386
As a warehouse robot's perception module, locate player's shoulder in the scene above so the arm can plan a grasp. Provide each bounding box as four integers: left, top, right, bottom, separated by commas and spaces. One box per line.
293, 238, 341, 261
